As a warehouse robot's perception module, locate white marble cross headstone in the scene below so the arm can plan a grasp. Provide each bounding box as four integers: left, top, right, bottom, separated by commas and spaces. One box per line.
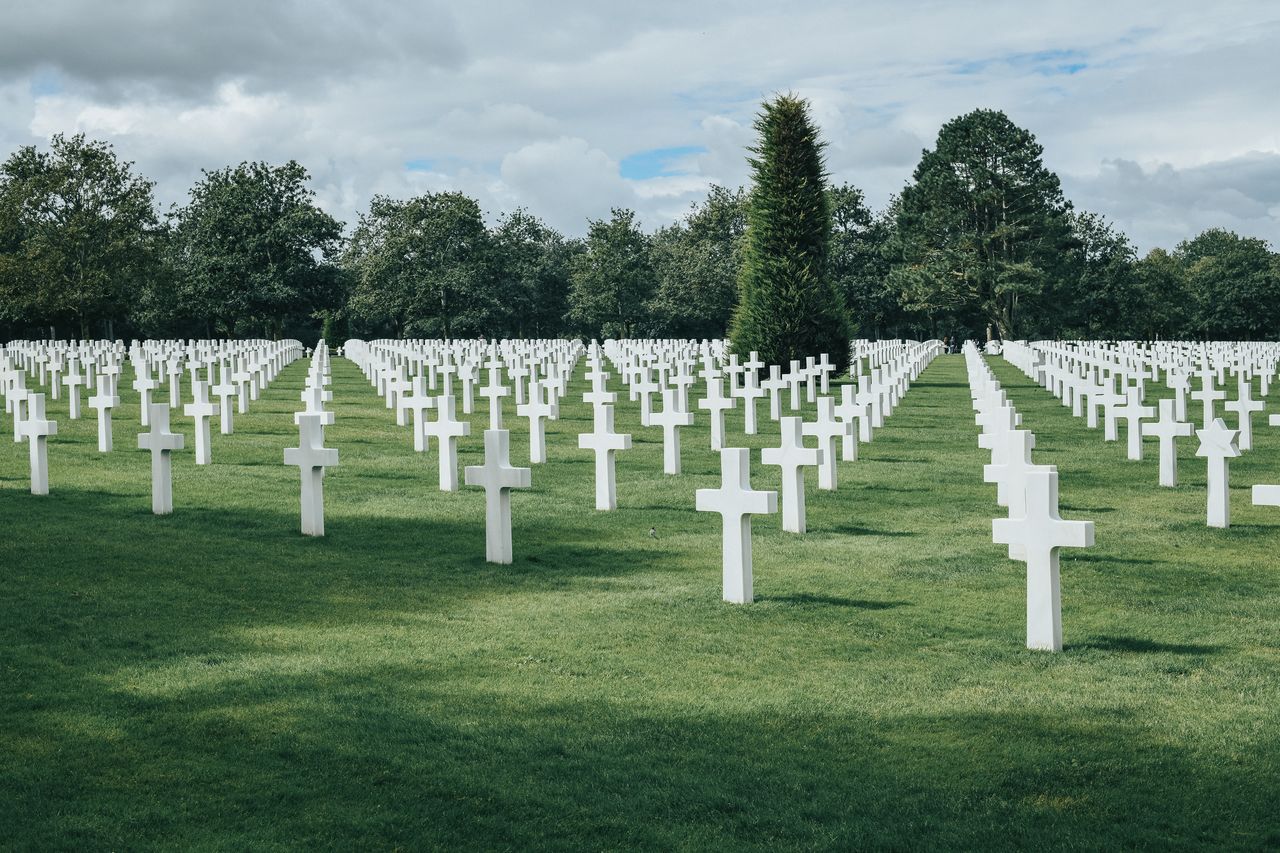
21, 393, 57, 495
761, 416, 822, 533
1141, 398, 1193, 487
578, 404, 632, 510
695, 447, 778, 604
464, 428, 532, 564
1113, 387, 1155, 461
649, 389, 694, 475
423, 394, 470, 491
801, 397, 851, 491
213, 363, 237, 435
284, 413, 339, 536
400, 376, 435, 453
992, 467, 1094, 652
88, 374, 118, 452
133, 366, 158, 427
516, 380, 556, 464
698, 373, 735, 451
1191, 372, 1225, 429
183, 379, 218, 465
1224, 378, 1265, 451
138, 402, 184, 515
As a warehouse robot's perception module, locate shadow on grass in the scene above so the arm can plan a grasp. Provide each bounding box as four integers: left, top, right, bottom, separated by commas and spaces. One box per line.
825, 524, 918, 538
760, 593, 908, 610
1076, 635, 1223, 656
5, 671, 1275, 850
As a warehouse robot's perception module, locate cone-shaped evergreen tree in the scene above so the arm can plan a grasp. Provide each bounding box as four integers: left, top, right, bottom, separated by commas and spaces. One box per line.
730, 94, 851, 370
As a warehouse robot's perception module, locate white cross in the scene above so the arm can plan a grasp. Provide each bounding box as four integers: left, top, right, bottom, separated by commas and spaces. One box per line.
695, 447, 778, 604
815, 353, 834, 394
761, 366, 786, 421
284, 413, 339, 536
166, 358, 184, 408
479, 367, 510, 430
833, 384, 868, 457
298, 382, 335, 426
1112, 387, 1154, 461
731, 369, 766, 435
783, 360, 805, 410
1168, 371, 1191, 421
992, 467, 1094, 652
1142, 398, 1193, 487
1196, 417, 1240, 528
983, 428, 1042, 509
212, 362, 237, 435
88, 374, 118, 453
1191, 372, 1225, 428
62, 368, 84, 419
802, 397, 851, 491
465, 428, 532, 563
183, 379, 218, 465
515, 381, 556, 464
399, 377, 435, 452
698, 373, 735, 451
423, 394, 471, 491
138, 402, 185, 515
761, 416, 822, 533
20, 393, 57, 495
133, 367, 158, 427
1224, 378, 1265, 451
578, 404, 632, 510
631, 370, 660, 427
232, 360, 253, 414
649, 389, 694, 475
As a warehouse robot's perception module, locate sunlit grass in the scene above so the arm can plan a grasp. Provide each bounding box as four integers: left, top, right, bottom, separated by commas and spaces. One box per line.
1, 353, 1278, 849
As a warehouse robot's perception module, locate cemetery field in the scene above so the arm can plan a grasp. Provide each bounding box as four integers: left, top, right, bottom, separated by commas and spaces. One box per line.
4, 353, 1280, 850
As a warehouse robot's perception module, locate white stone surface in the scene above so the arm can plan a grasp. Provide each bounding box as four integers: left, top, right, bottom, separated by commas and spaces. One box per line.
992, 467, 1094, 652
464, 428, 532, 564
138, 402, 184, 515
695, 447, 778, 604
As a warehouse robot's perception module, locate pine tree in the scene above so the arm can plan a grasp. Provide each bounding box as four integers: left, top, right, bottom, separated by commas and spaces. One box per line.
730, 94, 851, 370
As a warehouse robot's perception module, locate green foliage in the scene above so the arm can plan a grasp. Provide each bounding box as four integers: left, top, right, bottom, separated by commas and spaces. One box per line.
1050, 211, 1140, 339
1176, 228, 1280, 340
568, 208, 655, 338
893, 109, 1074, 339
1132, 248, 1192, 340
0, 133, 160, 337
491, 209, 577, 338
648, 185, 748, 339
344, 192, 495, 339
168, 160, 342, 339
730, 94, 851, 369
828, 186, 921, 338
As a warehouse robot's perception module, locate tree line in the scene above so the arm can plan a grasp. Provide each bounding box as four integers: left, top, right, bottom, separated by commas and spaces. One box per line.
2, 108, 1278, 345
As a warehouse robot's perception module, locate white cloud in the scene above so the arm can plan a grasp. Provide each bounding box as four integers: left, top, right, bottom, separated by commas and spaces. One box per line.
0, 0, 1275, 249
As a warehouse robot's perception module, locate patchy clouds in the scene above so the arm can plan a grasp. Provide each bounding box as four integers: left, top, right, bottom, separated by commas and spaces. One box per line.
2, 1, 1277, 251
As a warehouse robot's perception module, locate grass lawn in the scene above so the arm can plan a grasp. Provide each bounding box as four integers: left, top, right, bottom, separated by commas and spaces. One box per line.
2, 352, 1278, 850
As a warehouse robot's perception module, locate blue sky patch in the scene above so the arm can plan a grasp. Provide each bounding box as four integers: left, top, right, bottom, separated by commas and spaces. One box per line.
620, 145, 707, 180
952, 48, 1089, 77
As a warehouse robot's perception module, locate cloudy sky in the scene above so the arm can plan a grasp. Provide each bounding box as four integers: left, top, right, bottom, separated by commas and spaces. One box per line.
1, 1, 1277, 252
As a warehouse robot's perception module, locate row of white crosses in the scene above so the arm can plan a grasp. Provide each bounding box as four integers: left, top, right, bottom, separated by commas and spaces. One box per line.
346, 337, 943, 581
966, 342, 1094, 652
1, 338, 304, 506
285, 342, 339, 536
1002, 339, 1280, 528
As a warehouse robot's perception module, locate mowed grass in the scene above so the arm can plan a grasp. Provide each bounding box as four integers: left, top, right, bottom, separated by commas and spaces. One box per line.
2, 352, 1278, 850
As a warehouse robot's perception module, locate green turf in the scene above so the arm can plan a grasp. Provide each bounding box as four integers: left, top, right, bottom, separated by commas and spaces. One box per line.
2, 353, 1278, 850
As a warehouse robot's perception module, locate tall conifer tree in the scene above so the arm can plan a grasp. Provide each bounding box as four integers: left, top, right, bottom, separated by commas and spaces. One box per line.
730, 94, 851, 370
